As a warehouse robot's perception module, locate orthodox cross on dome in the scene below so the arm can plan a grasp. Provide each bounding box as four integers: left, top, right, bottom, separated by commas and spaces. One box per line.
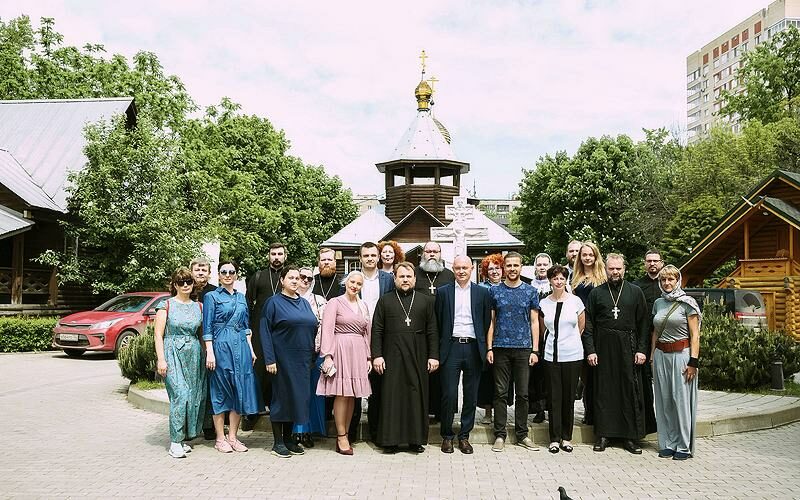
430, 195, 488, 257
427, 76, 439, 95
419, 50, 428, 74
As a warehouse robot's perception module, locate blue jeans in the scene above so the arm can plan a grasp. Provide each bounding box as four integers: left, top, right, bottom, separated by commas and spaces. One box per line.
440, 340, 482, 440
493, 347, 530, 440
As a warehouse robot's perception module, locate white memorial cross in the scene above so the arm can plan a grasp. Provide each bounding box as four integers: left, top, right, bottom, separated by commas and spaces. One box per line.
430, 195, 488, 257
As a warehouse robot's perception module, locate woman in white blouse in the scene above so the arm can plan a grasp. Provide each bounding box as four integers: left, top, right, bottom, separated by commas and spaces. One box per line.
539, 264, 585, 454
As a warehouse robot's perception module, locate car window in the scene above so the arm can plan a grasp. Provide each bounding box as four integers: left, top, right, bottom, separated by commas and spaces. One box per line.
94, 295, 154, 312
145, 296, 168, 315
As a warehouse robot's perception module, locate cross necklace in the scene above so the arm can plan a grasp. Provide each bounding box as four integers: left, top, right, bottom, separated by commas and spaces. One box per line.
268, 268, 280, 295
609, 281, 624, 320
320, 273, 337, 300
395, 290, 416, 327
426, 272, 439, 294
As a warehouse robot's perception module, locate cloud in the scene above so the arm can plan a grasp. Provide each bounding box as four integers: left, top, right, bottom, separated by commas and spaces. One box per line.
2, 0, 765, 197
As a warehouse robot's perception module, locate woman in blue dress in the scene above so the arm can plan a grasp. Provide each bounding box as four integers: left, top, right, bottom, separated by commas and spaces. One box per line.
260, 265, 319, 458
154, 267, 206, 458
202, 260, 261, 453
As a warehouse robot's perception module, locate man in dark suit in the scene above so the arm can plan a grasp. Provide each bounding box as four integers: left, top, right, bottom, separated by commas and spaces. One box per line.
352, 241, 395, 443
434, 255, 492, 454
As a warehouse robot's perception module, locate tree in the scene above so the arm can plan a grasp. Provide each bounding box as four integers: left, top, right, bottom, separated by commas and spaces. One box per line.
722, 25, 800, 124
660, 195, 725, 267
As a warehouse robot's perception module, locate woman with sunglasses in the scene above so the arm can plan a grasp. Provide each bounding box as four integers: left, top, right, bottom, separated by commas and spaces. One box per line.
154, 267, 206, 458
290, 266, 328, 448
260, 266, 319, 458
202, 260, 261, 453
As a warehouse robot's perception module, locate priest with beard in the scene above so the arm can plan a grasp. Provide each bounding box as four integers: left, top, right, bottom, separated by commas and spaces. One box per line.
371, 262, 439, 453
414, 241, 454, 422
312, 247, 343, 301
583, 253, 651, 455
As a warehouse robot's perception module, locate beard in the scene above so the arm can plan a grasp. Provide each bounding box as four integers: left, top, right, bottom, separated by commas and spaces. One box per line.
271, 259, 284, 270
319, 265, 336, 278
420, 258, 445, 273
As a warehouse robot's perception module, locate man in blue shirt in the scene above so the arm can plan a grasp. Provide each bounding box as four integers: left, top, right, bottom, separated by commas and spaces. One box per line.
487, 251, 541, 452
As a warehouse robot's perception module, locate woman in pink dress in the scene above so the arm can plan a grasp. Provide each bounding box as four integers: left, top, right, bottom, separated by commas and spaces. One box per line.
316, 270, 372, 455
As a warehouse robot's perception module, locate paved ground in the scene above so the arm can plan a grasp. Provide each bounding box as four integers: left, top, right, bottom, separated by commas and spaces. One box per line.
2, 352, 800, 499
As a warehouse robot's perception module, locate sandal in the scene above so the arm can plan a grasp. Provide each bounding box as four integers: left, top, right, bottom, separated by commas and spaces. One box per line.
559, 441, 573, 453
548, 442, 559, 454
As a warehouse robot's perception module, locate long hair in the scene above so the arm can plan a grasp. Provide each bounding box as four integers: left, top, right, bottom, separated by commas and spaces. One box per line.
479, 253, 504, 281
378, 240, 405, 265
571, 241, 607, 288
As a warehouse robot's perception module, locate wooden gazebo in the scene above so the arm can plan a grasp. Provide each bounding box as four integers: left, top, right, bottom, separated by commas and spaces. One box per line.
681, 170, 800, 337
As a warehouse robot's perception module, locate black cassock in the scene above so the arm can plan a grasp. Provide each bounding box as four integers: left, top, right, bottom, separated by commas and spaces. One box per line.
583, 280, 651, 440
371, 289, 438, 447
414, 267, 453, 418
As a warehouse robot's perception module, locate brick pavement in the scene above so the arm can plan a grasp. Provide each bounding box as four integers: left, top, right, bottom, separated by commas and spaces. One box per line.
2, 352, 799, 499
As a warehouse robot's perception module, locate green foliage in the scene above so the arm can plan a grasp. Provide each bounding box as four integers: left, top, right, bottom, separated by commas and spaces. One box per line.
117, 325, 156, 382
699, 302, 800, 390
661, 195, 725, 266
0, 316, 58, 352
4, 16, 358, 291
722, 25, 800, 124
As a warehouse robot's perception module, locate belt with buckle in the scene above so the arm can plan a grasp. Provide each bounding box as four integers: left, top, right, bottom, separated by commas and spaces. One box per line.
656, 338, 690, 353
452, 337, 475, 343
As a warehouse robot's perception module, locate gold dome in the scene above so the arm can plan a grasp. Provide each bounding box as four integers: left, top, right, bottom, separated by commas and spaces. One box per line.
415, 80, 433, 110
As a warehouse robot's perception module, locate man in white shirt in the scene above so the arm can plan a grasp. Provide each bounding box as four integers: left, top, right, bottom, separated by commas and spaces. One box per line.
434, 256, 492, 454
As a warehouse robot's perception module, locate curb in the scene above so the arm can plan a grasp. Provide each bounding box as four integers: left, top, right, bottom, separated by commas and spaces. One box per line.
126, 383, 800, 444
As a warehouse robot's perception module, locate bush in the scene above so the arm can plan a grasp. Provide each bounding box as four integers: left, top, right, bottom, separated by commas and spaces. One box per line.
0, 316, 59, 352
117, 325, 157, 382
700, 302, 800, 390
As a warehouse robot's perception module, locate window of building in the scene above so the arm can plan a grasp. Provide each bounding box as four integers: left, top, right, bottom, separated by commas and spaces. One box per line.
732, 34, 739, 47
703, 65, 709, 75
714, 73, 721, 83
721, 41, 729, 53
755, 34, 761, 44
713, 58, 720, 69
742, 28, 749, 41
343, 258, 361, 273
731, 78, 738, 89
714, 88, 720, 99
704, 94, 710, 103
703, 53, 709, 65
497, 205, 510, 213
755, 21, 761, 34
713, 47, 720, 58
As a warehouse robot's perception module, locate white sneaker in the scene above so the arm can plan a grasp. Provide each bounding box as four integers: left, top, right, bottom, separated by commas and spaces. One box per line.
168, 442, 187, 458
182, 443, 192, 453
518, 437, 539, 451
492, 437, 505, 452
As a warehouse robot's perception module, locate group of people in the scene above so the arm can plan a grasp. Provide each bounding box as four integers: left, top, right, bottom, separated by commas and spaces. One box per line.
153, 239, 701, 462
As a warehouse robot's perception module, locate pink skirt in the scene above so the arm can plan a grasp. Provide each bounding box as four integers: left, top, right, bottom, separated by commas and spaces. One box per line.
316, 333, 372, 398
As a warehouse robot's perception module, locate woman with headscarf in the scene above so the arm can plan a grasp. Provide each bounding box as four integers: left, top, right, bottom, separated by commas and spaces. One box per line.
650, 265, 701, 460
291, 266, 328, 448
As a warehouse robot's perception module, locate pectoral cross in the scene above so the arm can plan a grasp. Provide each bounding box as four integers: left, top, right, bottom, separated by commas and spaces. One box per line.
612, 306, 620, 320
429, 284, 437, 294
405, 316, 412, 327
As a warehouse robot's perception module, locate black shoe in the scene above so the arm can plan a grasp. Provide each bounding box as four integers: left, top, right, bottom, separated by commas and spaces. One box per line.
241, 416, 257, 431
383, 445, 399, 454
458, 439, 473, 454
203, 428, 216, 441
301, 433, 315, 448
408, 444, 425, 453
285, 441, 305, 455
623, 440, 642, 455
532, 412, 546, 424
658, 448, 675, 458
593, 437, 609, 452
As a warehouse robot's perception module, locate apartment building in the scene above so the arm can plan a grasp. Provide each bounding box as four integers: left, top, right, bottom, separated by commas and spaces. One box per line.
686, 0, 800, 143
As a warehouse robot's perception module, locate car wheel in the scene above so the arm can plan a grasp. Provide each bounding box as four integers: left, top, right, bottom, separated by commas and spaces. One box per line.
115, 330, 138, 355
64, 349, 86, 358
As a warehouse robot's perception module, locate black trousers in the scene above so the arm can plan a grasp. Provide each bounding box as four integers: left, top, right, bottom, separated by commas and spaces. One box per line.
545, 360, 582, 442
492, 348, 530, 440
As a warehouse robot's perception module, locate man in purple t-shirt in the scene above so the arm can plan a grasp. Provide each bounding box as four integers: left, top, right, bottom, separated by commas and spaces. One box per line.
487, 251, 541, 452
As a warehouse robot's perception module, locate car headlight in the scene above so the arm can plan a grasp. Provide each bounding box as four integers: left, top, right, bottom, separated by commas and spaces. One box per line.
92, 318, 124, 330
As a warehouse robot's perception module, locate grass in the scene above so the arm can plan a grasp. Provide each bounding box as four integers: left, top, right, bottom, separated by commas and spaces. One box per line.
746, 380, 800, 397
133, 379, 165, 391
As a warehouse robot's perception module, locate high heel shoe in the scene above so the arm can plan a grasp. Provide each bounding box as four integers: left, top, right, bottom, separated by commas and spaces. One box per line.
335, 433, 353, 456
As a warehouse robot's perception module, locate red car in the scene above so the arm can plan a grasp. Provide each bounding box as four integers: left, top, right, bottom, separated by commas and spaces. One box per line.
52, 292, 170, 357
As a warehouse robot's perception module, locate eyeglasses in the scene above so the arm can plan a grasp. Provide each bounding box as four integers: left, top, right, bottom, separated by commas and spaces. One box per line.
174, 279, 194, 287
219, 269, 237, 276
488, 267, 502, 273
300, 275, 313, 282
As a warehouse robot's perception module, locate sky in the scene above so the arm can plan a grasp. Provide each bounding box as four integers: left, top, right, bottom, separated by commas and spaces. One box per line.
1, 0, 770, 198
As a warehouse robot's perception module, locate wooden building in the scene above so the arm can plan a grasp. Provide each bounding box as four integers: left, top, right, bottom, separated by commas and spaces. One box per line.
0, 98, 136, 315
680, 170, 800, 337
322, 77, 523, 273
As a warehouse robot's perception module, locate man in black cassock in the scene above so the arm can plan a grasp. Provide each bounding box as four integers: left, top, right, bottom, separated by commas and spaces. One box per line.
583, 253, 650, 455
633, 249, 664, 435
414, 241, 454, 423
372, 262, 439, 453
243, 242, 286, 430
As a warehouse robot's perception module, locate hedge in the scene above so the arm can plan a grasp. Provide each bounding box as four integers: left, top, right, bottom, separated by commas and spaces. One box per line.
118, 325, 157, 382
700, 302, 800, 390
0, 316, 59, 352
